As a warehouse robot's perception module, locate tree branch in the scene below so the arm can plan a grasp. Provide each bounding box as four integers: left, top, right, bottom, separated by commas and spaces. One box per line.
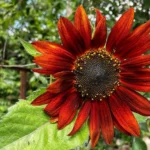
0, 63, 36, 71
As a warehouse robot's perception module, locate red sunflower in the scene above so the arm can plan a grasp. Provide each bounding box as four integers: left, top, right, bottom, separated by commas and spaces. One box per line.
31, 6, 150, 148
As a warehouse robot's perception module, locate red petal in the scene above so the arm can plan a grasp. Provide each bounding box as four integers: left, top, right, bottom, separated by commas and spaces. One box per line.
95, 9, 103, 26
116, 86, 150, 116
120, 67, 150, 91
99, 100, 114, 144
115, 21, 150, 58
91, 10, 106, 49
120, 68, 150, 88
47, 79, 73, 94
33, 53, 73, 74
120, 68, 150, 77
62, 110, 77, 128
126, 37, 150, 58
44, 90, 69, 116
33, 59, 73, 71
58, 92, 80, 129
33, 62, 71, 71
33, 68, 73, 75
121, 55, 150, 68
32, 68, 55, 75
34, 54, 74, 65
31, 91, 55, 105
32, 41, 75, 60
68, 100, 91, 136
58, 17, 85, 56
120, 79, 150, 92
74, 5, 91, 49
106, 8, 134, 52
33, 52, 73, 71
49, 106, 61, 117
113, 117, 131, 135
109, 93, 140, 136
53, 71, 75, 80
120, 74, 150, 81
89, 101, 101, 148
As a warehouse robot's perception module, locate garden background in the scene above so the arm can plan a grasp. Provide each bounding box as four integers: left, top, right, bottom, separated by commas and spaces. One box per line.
0, 0, 150, 149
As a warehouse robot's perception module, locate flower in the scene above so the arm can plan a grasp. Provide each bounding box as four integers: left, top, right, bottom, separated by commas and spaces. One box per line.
31, 5, 150, 148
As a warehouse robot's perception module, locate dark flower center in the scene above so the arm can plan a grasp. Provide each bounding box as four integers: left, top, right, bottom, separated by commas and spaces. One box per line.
74, 49, 120, 100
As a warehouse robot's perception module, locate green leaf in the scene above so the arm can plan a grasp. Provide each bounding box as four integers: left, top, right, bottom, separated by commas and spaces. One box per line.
134, 113, 146, 123
132, 137, 147, 150
140, 122, 149, 132
19, 38, 41, 57
0, 89, 89, 150
0, 2, 13, 8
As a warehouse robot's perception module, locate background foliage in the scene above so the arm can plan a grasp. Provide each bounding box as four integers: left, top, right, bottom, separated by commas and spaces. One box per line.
0, 0, 150, 149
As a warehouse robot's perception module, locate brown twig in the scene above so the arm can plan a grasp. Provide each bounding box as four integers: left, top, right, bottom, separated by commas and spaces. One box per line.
0, 64, 35, 71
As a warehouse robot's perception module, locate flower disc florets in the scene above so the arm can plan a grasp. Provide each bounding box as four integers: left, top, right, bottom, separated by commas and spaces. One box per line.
74, 49, 120, 100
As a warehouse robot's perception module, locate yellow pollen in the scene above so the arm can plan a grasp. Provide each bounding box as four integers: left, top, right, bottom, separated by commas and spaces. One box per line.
113, 64, 117, 67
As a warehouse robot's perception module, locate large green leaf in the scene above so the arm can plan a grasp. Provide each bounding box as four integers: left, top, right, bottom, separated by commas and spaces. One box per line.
132, 137, 147, 150
19, 38, 41, 57
0, 89, 89, 150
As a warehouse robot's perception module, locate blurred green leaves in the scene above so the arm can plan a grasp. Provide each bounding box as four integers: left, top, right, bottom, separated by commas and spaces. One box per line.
143, 0, 150, 9
134, 113, 146, 123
